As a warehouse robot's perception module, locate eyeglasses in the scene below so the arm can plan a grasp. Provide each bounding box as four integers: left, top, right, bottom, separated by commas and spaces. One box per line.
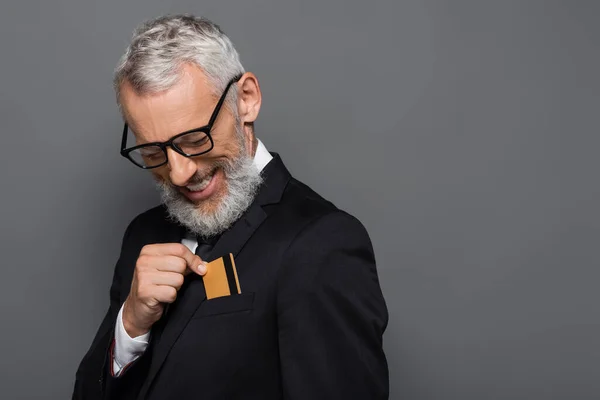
120, 74, 242, 169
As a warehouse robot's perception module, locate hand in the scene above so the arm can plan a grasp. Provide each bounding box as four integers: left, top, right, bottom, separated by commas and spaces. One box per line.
122, 243, 206, 337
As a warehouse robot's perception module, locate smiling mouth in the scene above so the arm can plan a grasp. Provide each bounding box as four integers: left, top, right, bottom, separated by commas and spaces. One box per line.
186, 173, 214, 191
183, 167, 218, 191
175, 166, 223, 203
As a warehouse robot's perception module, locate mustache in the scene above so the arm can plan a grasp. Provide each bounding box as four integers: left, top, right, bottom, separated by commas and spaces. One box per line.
186, 166, 219, 185
168, 159, 233, 189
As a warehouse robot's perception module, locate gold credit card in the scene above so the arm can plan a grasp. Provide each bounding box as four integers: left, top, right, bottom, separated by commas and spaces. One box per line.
203, 253, 241, 299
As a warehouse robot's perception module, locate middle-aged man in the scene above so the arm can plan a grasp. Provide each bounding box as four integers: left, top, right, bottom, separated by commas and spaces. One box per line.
73, 14, 389, 400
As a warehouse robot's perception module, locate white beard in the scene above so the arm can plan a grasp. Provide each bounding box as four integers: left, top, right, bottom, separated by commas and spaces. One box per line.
155, 138, 263, 239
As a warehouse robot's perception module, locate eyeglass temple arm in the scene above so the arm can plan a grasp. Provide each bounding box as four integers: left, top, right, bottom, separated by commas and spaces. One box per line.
121, 123, 129, 151
207, 75, 243, 127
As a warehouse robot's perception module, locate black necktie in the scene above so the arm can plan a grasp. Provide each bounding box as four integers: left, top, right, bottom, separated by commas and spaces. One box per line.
195, 234, 218, 261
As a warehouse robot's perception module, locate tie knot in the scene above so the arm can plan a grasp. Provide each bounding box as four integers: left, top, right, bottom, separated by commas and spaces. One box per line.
194, 234, 219, 260
197, 234, 219, 246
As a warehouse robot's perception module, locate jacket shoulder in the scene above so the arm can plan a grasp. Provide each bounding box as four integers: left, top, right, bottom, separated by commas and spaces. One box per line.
274, 177, 368, 238
280, 177, 338, 220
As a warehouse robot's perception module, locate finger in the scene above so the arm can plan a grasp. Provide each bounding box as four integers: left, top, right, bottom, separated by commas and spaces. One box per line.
145, 271, 185, 290
141, 243, 194, 258
140, 255, 187, 274
190, 255, 207, 276
153, 285, 178, 304
141, 243, 205, 275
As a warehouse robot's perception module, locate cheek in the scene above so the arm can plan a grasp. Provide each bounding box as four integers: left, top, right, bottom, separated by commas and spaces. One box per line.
214, 168, 229, 193
151, 169, 171, 184
212, 138, 243, 163
211, 122, 243, 158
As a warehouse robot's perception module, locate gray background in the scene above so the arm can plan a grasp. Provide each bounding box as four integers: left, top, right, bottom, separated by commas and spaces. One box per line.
0, 0, 598, 399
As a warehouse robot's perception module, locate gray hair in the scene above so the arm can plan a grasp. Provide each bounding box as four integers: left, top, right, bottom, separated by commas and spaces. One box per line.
114, 14, 245, 112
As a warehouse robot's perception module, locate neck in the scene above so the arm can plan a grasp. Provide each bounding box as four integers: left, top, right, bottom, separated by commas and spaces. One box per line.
251, 136, 258, 157
244, 124, 258, 157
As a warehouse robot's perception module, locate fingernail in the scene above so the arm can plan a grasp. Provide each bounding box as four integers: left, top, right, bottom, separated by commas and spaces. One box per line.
198, 263, 207, 274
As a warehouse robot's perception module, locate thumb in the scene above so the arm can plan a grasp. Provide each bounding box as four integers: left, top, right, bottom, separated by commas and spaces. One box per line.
187, 255, 207, 276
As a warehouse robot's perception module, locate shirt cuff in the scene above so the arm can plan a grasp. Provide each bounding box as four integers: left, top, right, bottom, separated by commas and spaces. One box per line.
112, 303, 150, 376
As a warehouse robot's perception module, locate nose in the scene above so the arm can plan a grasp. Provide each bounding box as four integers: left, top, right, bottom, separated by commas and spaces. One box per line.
166, 148, 196, 186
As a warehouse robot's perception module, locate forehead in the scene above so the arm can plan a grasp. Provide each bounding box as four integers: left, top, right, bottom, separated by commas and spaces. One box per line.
120, 64, 218, 140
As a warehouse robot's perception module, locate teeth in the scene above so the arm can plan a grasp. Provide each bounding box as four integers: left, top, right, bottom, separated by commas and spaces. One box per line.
187, 174, 213, 192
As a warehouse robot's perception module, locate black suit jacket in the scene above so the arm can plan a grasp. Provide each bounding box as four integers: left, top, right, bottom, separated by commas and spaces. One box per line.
73, 154, 389, 399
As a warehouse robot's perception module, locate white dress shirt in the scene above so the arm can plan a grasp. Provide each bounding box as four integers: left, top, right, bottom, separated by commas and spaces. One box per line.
113, 139, 273, 376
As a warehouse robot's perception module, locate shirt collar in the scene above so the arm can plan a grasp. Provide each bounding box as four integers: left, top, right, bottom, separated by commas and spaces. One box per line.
252, 138, 273, 173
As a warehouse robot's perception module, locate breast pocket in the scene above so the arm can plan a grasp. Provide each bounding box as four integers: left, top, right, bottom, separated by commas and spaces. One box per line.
193, 292, 255, 318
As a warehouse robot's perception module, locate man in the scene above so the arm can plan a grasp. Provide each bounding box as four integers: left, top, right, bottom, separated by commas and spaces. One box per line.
73, 14, 389, 400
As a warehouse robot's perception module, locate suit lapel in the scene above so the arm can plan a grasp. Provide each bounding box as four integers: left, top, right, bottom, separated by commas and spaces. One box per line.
210, 200, 267, 260
138, 153, 290, 399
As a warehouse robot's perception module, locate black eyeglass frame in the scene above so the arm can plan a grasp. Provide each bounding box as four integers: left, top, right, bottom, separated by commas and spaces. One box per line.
120, 74, 243, 169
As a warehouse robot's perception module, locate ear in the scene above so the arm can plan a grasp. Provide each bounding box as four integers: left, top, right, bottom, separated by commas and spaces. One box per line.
236, 72, 261, 125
